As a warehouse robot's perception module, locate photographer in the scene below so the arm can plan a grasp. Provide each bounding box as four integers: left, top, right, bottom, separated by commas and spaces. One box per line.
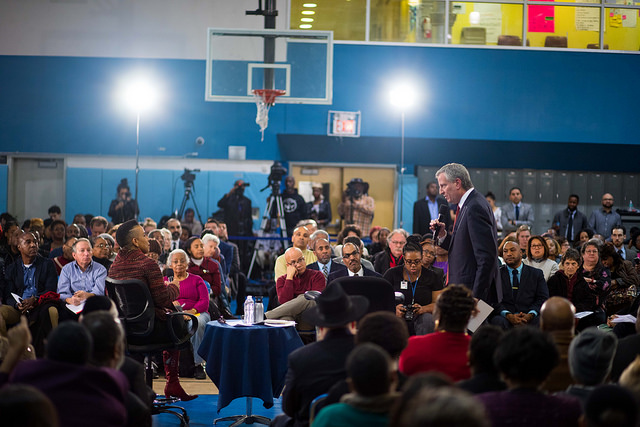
282, 176, 308, 238
338, 178, 375, 235
383, 240, 444, 336
108, 178, 139, 224
217, 180, 253, 269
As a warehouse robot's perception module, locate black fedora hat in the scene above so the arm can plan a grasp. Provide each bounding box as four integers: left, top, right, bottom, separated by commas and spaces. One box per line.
302, 283, 369, 328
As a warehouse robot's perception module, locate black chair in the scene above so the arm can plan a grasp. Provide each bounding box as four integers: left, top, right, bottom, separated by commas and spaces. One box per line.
328, 276, 396, 314
106, 278, 198, 427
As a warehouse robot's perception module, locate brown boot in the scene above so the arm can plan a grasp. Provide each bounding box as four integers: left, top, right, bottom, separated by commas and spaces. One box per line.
163, 350, 198, 401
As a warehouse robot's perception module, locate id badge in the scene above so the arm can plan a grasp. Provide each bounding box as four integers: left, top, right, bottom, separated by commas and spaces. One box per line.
400, 280, 408, 290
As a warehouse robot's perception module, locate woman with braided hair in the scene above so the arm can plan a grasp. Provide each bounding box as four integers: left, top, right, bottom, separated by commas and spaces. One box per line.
398, 284, 475, 381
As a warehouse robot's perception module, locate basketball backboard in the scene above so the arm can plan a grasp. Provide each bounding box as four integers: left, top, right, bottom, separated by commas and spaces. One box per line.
205, 28, 333, 105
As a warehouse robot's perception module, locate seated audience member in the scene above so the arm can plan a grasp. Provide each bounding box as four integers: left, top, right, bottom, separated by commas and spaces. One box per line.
580, 240, 611, 321
181, 208, 202, 237
393, 385, 489, 427
0, 320, 128, 427
81, 296, 155, 416
457, 325, 506, 394
539, 297, 576, 393
266, 247, 325, 323
610, 305, 640, 382
164, 249, 211, 380
58, 238, 107, 307
148, 228, 169, 265
433, 244, 449, 276
274, 226, 317, 279
108, 220, 197, 401
0, 383, 59, 427
559, 327, 617, 407
273, 283, 368, 427
146, 238, 163, 267
0, 231, 59, 355
374, 228, 407, 275
52, 237, 77, 275
0, 221, 21, 268
384, 240, 443, 335
82, 311, 152, 427
179, 225, 191, 248
599, 242, 640, 315
619, 356, 640, 402
546, 236, 562, 264
583, 385, 638, 427
420, 235, 445, 285
306, 236, 347, 283
515, 225, 531, 258
548, 248, 606, 331
490, 241, 549, 329
44, 219, 66, 254
334, 225, 368, 259
184, 236, 221, 297
476, 327, 582, 427
141, 217, 157, 234
576, 228, 594, 248
313, 343, 399, 427
92, 233, 114, 270
328, 240, 380, 282
399, 285, 474, 381
166, 218, 183, 251
523, 235, 559, 281
335, 236, 375, 271
322, 311, 410, 408
368, 227, 389, 258
89, 215, 108, 237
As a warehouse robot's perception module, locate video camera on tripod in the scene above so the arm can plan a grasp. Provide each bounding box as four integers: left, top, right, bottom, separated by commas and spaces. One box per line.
177, 168, 203, 223
181, 168, 200, 189
260, 161, 288, 195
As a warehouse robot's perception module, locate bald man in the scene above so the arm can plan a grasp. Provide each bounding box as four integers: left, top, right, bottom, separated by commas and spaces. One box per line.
540, 297, 576, 393
265, 247, 325, 322
273, 226, 318, 279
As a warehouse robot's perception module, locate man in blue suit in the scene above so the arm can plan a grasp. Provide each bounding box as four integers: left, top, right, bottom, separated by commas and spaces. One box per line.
431, 163, 501, 304
501, 187, 535, 234
490, 241, 549, 329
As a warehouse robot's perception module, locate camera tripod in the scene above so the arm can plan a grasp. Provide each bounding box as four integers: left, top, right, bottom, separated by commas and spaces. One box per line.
247, 187, 288, 279
176, 180, 204, 225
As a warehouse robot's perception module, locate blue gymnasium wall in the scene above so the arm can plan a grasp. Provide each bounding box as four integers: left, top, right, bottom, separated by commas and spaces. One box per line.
1, 44, 640, 217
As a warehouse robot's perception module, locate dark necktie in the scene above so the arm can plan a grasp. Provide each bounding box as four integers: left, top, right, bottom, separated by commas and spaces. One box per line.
515, 205, 520, 221
618, 249, 623, 257
567, 212, 573, 241
512, 269, 520, 300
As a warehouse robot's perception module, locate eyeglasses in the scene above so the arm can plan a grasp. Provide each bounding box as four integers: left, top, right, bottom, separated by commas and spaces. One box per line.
287, 257, 305, 266
584, 250, 599, 255
390, 240, 406, 246
530, 244, 545, 249
404, 259, 422, 266
343, 251, 359, 259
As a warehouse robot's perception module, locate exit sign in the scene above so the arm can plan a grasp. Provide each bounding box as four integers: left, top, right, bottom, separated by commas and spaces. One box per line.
328, 110, 361, 138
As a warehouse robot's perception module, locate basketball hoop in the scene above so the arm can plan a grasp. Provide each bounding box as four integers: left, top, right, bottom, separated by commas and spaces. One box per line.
252, 89, 286, 141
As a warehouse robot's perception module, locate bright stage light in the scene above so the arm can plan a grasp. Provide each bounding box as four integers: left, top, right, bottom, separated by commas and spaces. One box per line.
389, 84, 417, 111
118, 74, 159, 114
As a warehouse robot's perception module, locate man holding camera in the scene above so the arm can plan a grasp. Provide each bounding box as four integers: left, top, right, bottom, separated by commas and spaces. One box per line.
338, 178, 375, 236
108, 178, 139, 224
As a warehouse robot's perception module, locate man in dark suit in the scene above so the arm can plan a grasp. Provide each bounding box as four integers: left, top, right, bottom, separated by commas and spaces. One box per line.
413, 181, 451, 236
552, 194, 588, 244
431, 163, 501, 303
307, 237, 347, 283
0, 231, 58, 335
273, 284, 369, 427
328, 242, 381, 283
490, 241, 549, 329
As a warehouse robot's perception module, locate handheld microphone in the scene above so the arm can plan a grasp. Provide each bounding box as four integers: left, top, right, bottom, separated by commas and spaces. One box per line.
434, 204, 450, 243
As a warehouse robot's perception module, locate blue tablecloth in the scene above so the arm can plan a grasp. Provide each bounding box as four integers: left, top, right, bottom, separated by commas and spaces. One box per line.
198, 321, 303, 412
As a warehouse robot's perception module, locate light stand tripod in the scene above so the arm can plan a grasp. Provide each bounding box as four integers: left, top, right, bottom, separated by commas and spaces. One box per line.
176, 169, 204, 225
247, 180, 288, 279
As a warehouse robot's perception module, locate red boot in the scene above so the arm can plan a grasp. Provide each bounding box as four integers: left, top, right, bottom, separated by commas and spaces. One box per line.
163, 350, 199, 401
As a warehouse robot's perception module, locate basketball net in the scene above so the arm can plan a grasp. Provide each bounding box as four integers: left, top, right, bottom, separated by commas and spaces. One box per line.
252, 89, 285, 141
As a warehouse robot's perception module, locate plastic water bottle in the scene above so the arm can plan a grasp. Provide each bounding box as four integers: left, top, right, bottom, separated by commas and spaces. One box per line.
244, 296, 255, 324
254, 296, 264, 323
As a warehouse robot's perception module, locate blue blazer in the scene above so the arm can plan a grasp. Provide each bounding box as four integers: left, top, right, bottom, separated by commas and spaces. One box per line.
441, 189, 502, 304
497, 264, 549, 314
